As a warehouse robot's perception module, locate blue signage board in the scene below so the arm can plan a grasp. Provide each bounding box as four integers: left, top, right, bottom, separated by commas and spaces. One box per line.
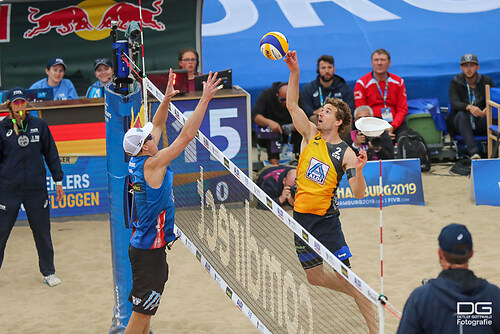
338, 159, 424, 208
151, 95, 250, 208
472, 159, 500, 206
17, 156, 109, 220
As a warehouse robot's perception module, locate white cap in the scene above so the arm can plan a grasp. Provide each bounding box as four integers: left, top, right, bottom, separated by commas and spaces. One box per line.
355, 117, 391, 137
123, 122, 154, 156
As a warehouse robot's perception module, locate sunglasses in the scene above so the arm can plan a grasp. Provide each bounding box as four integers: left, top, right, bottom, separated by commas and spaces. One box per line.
143, 134, 153, 144
278, 97, 286, 102
12, 99, 27, 106
181, 58, 196, 63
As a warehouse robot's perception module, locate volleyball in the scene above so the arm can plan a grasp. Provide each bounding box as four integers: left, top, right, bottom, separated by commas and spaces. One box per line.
259, 32, 289, 60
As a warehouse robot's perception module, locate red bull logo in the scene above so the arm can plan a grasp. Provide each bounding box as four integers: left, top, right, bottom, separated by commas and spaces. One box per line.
24, 6, 93, 39
23, 0, 165, 40
97, 0, 165, 31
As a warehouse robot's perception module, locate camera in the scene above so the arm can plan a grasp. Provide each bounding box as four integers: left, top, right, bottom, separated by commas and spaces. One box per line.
290, 183, 298, 198
366, 136, 382, 148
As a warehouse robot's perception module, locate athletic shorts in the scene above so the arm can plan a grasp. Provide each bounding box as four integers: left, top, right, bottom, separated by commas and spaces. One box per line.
293, 210, 352, 270
128, 244, 169, 315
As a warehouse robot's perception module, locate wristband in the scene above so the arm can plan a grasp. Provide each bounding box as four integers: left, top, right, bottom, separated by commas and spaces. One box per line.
56, 181, 62, 186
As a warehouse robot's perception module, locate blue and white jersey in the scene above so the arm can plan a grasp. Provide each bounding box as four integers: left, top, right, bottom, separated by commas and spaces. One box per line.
86, 81, 104, 98
128, 156, 175, 249
30, 78, 78, 100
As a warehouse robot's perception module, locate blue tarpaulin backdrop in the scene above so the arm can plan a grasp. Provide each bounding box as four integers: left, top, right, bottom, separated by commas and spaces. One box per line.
201, 0, 500, 109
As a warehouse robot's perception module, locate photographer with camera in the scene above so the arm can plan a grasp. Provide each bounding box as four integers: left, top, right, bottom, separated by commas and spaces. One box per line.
256, 166, 297, 209
344, 105, 394, 161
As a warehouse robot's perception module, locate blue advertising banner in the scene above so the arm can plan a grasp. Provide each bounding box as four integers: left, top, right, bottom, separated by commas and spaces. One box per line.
201, 0, 500, 107
151, 95, 250, 207
17, 156, 108, 220
472, 159, 500, 206
338, 159, 424, 208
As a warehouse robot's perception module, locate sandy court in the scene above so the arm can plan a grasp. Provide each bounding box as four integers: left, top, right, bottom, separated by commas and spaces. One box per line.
1, 167, 499, 333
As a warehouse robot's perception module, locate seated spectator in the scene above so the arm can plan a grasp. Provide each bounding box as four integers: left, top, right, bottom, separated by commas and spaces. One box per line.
30, 58, 78, 100
448, 53, 495, 160
256, 166, 297, 209
344, 105, 394, 160
252, 82, 301, 165
177, 47, 200, 92
86, 58, 113, 98
354, 49, 409, 141
300, 55, 354, 122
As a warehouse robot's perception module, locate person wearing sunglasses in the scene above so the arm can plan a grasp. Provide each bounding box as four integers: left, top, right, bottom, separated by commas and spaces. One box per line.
122, 69, 222, 334
252, 81, 301, 165
0, 87, 65, 287
177, 47, 200, 92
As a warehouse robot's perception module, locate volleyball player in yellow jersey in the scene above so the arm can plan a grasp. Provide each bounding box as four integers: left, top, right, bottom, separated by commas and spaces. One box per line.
284, 50, 377, 333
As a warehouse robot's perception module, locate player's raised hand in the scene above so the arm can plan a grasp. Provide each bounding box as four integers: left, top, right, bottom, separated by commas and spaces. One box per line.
355, 149, 368, 170
201, 71, 223, 100
284, 50, 299, 73
165, 68, 180, 99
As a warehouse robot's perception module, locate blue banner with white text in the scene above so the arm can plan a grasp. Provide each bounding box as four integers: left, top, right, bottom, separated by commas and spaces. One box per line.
338, 159, 424, 208
201, 0, 500, 107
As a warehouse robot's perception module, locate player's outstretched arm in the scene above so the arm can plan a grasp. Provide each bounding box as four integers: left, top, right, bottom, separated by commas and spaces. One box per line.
155, 71, 222, 166
284, 50, 316, 142
150, 68, 180, 141
345, 149, 367, 199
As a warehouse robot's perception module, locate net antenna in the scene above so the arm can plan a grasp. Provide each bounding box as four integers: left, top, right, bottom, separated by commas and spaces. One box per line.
124, 53, 402, 331
137, 0, 148, 122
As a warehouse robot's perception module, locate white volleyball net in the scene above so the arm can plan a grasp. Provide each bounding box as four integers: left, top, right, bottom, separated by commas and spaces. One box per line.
145, 79, 397, 333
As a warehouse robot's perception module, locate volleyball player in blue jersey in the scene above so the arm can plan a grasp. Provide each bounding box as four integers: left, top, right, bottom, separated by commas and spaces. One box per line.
122, 69, 221, 334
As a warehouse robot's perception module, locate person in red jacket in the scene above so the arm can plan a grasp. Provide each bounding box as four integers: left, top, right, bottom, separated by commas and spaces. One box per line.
354, 49, 409, 140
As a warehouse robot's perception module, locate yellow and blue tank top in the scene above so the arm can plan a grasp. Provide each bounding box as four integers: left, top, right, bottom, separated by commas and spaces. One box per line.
294, 133, 348, 216
128, 156, 176, 249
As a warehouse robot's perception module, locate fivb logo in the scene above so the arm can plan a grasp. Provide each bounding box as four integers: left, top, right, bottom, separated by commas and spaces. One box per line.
457, 302, 492, 315
306, 157, 330, 185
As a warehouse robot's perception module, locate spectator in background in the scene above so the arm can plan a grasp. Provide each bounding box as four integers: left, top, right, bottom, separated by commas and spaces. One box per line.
0, 87, 65, 287
344, 105, 394, 160
256, 166, 297, 209
177, 47, 200, 92
448, 53, 495, 160
86, 58, 113, 98
300, 55, 354, 123
30, 57, 78, 100
354, 49, 408, 140
397, 223, 500, 333
252, 81, 301, 165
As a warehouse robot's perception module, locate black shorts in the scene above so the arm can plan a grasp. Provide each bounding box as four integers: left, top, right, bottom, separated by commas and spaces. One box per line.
128, 245, 169, 315
293, 211, 351, 270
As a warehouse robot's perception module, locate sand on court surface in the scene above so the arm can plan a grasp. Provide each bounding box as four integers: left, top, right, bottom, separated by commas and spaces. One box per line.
1, 168, 499, 333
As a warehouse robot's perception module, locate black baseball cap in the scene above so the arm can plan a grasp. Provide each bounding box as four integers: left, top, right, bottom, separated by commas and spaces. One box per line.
460, 54, 479, 65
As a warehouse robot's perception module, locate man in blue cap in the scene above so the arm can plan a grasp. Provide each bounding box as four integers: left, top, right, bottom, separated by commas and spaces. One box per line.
397, 223, 500, 333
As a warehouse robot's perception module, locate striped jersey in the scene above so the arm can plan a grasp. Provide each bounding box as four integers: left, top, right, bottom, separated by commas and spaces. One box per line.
294, 133, 347, 216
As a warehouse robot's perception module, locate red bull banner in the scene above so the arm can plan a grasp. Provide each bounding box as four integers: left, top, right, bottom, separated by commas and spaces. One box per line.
1, 0, 200, 95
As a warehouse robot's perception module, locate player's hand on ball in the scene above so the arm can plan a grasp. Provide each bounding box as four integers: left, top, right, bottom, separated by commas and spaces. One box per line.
284, 50, 299, 72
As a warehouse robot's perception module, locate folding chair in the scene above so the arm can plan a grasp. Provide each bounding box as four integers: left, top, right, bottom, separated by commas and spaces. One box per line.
485, 84, 500, 158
